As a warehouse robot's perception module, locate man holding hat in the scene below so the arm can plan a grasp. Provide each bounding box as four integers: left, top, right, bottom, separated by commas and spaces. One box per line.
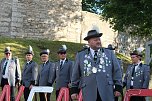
51, 45, 73, 99
71, 30, 122, 101
37, 49, 55, 101
123, 50, 150, 101
21, 45, 38, 101
0, 46, 21, 101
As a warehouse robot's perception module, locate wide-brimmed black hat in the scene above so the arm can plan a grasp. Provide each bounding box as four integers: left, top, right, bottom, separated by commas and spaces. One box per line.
107, 44, 115, 50
57, 45, 67, 54
25, 45, 34, 55
84, 30, 103, 40
130, 50, 142, 57
40, 49, 50, 56
4, 46, 11, 53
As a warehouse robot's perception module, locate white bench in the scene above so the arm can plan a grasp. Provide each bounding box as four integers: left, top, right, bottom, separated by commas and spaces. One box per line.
27, 86, 53, 101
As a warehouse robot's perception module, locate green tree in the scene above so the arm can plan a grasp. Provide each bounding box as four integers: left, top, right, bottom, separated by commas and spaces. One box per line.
82, 0, 152, 37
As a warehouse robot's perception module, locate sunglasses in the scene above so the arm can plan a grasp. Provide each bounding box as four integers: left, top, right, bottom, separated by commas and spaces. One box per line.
59, 52, 66, 54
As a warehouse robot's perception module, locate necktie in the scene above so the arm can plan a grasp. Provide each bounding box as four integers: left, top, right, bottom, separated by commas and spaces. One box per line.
60, 61, 63, 68
43, 63, 45, 67
26, 62, 29, 66
2, 61, 8, 75
94, 51, 98, 63
130, 64, 137, 88
131, 64, 137, 77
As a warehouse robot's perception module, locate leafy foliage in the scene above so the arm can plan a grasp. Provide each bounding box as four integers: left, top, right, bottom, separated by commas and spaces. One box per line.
82, 0, 152, 37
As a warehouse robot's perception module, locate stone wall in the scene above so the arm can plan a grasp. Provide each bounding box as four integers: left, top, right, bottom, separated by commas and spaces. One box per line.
0, 0, 12, 36
0, 0, 82, 42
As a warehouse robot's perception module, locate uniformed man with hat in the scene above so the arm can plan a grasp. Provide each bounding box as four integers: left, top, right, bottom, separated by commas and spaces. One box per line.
51, 45, 74, 99
0, 46, 21, 101
71, 29, 122, 101
123, 50, 150, 101
37, 49, 55, 101
21, 45, 38, 101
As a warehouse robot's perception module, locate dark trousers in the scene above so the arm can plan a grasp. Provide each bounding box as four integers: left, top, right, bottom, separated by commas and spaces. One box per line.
115, 97, 118, 101
24, 87, 31, 101
96, 89, 102, 101
56, 89, 60, 99
1, 78, 15, 101
39, 93, 51, 101
130, 96, 145, 101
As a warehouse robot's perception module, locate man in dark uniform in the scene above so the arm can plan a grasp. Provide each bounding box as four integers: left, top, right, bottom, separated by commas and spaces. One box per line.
71, 30, 122, 101
0, 46, 21, 101
123, 50, 150, 101
51, 45, 73, 99
37, 49, 55, 101
21, 45, 38, 101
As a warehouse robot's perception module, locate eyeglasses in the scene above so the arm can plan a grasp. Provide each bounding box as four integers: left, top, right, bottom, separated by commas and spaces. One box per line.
59, 52, 66, 54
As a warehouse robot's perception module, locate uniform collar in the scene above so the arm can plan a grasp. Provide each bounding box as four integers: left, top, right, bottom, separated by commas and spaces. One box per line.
133, 61, 142, 66
27, 60, 32, 64
60, 58, 67, 63
43, 60, 49, 64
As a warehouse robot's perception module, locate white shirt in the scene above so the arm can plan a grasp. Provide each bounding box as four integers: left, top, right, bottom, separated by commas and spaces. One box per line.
90, 48, 99, 58
3, 58, 11, 79
26, 61, 30, 64
135, 61, 142, 72
60, 58, 66, 66
43, 60, 48, 67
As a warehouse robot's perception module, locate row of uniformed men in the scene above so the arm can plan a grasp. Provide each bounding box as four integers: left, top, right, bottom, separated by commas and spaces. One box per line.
0, 45, 73, 101
0, 29, 151, 101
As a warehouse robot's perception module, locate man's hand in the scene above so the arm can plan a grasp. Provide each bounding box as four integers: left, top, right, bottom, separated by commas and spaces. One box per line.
16, 82, 21, 89
71, 93, 78, 100
114, 91, 121, 97
29, 85, 33, 89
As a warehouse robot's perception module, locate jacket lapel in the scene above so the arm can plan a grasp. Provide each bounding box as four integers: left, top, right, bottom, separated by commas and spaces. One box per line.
135, 63, 142, 73
130, 65, 134, 76
23, 61, 33, 72
86, 48, 94, 63
60, 59, 68, 70
96, 48, 103, 64
41, 61, 48, 72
